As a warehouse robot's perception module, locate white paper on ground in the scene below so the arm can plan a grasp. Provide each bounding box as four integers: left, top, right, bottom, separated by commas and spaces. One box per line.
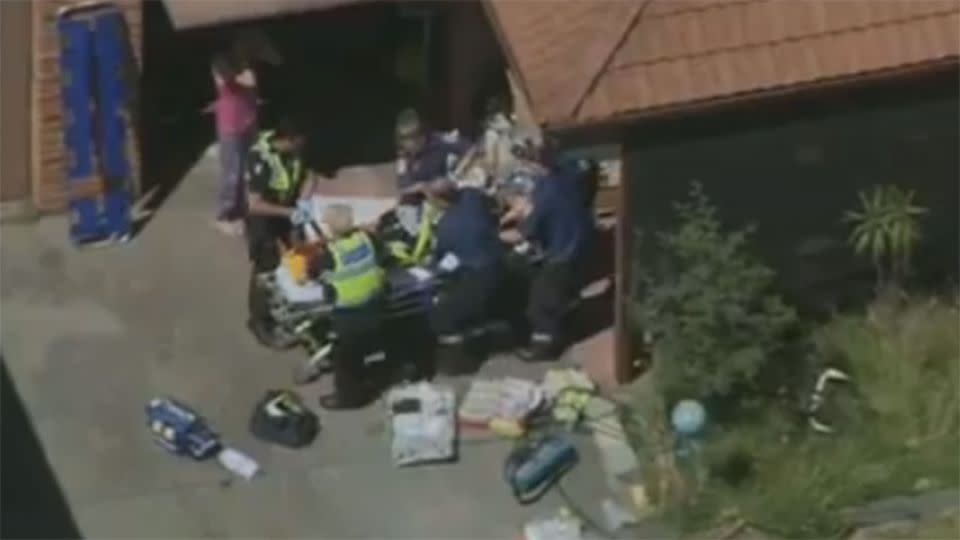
387, 383, 456, 467
522, 516, 582, 540
218, 447, 260, 480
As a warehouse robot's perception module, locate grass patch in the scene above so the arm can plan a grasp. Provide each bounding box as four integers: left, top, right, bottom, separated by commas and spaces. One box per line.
630, 295, 960, 538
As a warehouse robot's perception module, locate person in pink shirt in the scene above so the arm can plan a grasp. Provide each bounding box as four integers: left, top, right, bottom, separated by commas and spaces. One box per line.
206, 52, 258, 236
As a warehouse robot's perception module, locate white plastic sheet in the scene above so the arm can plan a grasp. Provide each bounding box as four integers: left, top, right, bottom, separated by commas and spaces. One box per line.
386, 383, 456, 467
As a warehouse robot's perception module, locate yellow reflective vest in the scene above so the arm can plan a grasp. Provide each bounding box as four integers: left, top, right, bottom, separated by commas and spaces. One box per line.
252, 130, 303, 202
326, 231, 385, 308
388, 202, 441, 267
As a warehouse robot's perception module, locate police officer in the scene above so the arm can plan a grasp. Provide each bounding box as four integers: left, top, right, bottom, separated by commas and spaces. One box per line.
308, 204, 387, 410
500, 167, 594, 361
244, 118, 317, 347
425, 179, 505, 374
395, 108, 471, 196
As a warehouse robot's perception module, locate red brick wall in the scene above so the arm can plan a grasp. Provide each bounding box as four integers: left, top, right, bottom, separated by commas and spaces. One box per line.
0, 0, 33, 203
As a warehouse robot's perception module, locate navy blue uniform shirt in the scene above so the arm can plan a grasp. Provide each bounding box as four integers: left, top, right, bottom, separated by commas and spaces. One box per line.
398, 133, 471, 191
521, 170, 594, 263
434, 188, 502, 271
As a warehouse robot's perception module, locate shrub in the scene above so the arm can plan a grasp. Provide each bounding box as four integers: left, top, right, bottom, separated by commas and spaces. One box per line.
683, 295, 960, 538
844, 185, 928, 290
635, 182, 798, 407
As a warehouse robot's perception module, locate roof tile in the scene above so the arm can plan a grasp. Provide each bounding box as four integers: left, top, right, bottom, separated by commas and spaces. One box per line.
488, 0, 960, 128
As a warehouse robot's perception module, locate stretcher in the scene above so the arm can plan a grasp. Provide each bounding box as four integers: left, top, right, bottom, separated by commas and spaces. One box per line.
260, 261, 445, 384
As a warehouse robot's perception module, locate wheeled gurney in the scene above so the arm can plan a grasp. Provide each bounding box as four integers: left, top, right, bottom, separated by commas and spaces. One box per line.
260, 262, 445, 382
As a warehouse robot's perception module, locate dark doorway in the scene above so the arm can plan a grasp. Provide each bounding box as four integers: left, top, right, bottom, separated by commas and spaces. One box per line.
628, 69, 960, 310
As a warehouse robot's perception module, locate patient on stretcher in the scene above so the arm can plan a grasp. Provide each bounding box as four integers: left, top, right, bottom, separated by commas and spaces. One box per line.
275, 249, 328, 305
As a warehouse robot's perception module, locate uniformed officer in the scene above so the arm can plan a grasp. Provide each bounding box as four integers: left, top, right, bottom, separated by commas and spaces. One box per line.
308, 204, 387, 410
425, 179, 505, 374
395, 108, 471, 196
244, 119, 317, 347
500, 167, 594, 361
377, 193, 440, 268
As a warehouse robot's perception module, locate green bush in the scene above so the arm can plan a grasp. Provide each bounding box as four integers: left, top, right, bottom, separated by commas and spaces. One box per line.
689, 295, 960, 538
635, 182, 798, 406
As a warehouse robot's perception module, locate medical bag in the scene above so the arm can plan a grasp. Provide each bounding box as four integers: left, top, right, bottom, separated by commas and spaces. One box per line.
146, 398, 221, 460
249, 390, 319, 448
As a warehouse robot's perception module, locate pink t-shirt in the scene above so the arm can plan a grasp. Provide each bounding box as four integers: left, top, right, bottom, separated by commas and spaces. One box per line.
214, 80, 256, 137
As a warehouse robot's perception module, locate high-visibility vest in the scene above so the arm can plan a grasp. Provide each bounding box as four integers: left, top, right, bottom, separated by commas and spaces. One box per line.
252, 130, 303, 201
326, 231, 385, 308
389, 202, 440, 266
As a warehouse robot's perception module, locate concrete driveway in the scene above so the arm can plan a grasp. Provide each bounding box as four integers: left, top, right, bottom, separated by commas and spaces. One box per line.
0, 154, 623, 539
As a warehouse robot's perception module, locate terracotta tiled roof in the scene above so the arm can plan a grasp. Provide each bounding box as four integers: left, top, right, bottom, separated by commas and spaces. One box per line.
487, 0, 960, 129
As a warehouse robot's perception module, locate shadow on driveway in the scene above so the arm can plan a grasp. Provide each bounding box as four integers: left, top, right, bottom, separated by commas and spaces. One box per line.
1, 357, 83, 539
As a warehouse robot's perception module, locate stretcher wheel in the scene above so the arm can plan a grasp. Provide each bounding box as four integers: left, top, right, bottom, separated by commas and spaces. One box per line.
293, 343, 332, 385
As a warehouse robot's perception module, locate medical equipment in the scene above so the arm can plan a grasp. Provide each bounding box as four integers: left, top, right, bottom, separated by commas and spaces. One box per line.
146, 398, 261, 480
387, 382, 457, 467
146, 398, 221, 460
260, 263, 445, 384
504, 435, 579, 504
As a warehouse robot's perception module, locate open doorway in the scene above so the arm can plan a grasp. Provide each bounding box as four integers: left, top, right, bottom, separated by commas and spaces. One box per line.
139, 1, 508, 215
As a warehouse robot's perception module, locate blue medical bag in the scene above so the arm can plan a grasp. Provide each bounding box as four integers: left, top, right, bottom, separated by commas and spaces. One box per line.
146, 398, 221, 460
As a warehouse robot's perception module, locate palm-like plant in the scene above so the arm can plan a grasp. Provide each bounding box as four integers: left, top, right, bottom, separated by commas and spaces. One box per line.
844, 185, 927, 289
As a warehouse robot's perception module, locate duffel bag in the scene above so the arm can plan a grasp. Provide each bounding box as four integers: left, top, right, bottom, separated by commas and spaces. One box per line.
249, 390, 319, 448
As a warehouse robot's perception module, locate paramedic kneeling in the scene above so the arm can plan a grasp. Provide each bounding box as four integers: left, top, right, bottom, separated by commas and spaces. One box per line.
426, 179, 504, 375
501, 170, 593, 361
244, 119, 316, 347
309, 204, 387, 410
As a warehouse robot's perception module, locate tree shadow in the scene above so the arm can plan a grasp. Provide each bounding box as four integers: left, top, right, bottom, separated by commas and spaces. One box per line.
1, 357, 83, 539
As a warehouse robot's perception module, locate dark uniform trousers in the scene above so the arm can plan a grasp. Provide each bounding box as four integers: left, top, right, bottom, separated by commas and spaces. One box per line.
430, 264, 503, 374
527, 258, 582, 351
246, 215, 291, 344
330, 300, 384, 405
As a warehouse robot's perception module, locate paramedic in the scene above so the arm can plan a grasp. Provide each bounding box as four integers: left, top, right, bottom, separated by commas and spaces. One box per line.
378, 194, 439, 268
395, 108, 471, 196
500, 168, 594, 361
425, 179, 504, 374
245, 119, 317, 347
308, 204, 387, 410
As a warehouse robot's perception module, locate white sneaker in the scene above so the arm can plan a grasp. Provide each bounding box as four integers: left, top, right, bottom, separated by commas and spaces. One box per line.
212, 219, 239, 236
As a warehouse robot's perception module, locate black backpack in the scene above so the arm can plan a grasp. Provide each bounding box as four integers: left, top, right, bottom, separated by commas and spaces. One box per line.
249, 390, 319, 448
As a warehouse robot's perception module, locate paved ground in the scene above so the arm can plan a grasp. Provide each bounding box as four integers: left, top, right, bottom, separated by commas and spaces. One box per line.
0, 154, 622, 539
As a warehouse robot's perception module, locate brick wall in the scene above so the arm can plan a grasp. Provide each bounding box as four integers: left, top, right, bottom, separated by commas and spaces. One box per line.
0, 1, 33, 203
31, 0, 142, 213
